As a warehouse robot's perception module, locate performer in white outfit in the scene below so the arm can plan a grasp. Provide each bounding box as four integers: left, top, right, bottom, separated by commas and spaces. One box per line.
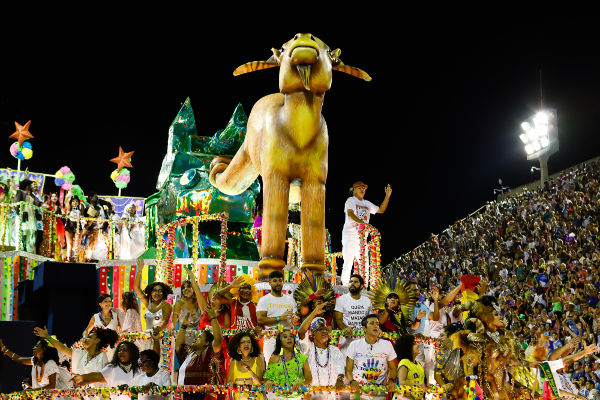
84, 294, 121, 361
341, 181, 391, 286
119, 203, 146, 260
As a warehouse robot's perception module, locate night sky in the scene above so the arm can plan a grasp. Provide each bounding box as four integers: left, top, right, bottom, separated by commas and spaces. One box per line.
2, 7, 600, 266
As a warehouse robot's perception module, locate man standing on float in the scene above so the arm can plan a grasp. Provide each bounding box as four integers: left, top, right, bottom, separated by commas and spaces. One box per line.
341, 182, 392, 286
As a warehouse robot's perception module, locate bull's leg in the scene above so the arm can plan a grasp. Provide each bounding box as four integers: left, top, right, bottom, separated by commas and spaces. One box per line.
209, 144, 258, 196
258, 173, 289, 280
300, 180, 326, 274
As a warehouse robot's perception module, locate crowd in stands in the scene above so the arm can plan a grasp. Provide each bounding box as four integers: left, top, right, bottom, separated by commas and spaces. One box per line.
1, 159, 600, 399
0, 177, 145, 261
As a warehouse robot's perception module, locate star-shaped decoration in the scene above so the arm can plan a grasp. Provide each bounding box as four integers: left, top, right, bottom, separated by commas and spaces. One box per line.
9, 121, 34, 146
109, 146, 135, 171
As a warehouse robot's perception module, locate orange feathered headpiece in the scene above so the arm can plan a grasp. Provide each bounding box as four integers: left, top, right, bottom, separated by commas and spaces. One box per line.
229, 274, 259, 304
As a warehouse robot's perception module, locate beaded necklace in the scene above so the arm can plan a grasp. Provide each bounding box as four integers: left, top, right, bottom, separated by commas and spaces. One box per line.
313, 344, 331, 385
99, 310, 112, 326
280, 350, 301, 387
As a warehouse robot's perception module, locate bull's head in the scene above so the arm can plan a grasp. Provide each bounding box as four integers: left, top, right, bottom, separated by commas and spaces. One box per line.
233, 33, 371, 94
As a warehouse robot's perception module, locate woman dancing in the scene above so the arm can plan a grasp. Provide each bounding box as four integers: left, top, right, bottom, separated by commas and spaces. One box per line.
134, 258, 173, 335
34, 326, 118, 388
0, 337, 71, 390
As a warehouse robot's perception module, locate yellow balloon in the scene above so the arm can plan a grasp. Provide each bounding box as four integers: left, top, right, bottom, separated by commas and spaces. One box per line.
22, 148, 33, 159
110, 170, 119, 181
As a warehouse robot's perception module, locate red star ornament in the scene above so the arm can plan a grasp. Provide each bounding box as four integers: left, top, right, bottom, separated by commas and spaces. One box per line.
9, 121, 34, 146
109, 146, 135, 171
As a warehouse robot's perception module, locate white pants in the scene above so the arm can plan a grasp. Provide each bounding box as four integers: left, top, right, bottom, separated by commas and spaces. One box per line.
341, 233, 368, 286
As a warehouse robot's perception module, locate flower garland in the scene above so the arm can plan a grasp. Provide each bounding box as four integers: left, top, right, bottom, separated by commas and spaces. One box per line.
358, 224, 381, 290
155, 213, 229, 283
0, 383, 447, 400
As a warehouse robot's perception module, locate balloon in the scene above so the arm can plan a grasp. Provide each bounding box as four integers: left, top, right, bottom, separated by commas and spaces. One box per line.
9, 141, 33, 160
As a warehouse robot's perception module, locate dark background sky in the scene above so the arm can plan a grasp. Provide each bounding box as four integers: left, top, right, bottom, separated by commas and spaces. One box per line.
2, 6, 600, 266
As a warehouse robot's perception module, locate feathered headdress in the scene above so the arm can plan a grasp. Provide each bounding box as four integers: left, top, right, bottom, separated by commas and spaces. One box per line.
368, 270, 417, 315
293, 274, 335, 317
367, 271, 417, 333
229, 274, 259, 304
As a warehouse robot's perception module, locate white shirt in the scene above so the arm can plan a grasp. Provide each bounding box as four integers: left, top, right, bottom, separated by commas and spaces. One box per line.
131, 369, 172, 400
299, 336, 346, 386
347, 338, 396, 385
101, 364, 143, 400
30, 359, 71, 389
334, 293, 373, 329
256, 293, 297, 329
342, 197, 379, 237
72, 349, 108, 388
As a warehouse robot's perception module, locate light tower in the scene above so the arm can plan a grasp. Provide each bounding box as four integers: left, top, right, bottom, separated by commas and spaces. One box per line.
518, 108, 559, 189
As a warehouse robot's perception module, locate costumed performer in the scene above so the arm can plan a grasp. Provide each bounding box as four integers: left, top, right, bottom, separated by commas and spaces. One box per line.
84, 294, 121, 360
0, 337, 71, 390
64, 195, 83, 261
175, 264, 203, 344
14, 179, 41, 253
297, 303, 346, 400
198, 279, 231, 329
82, 191, 108, 262
41, 191, 65, 257
294, 273, 335, 328
176, 304, 225, 400
263, 329, 312, 400
134, 258, 173, 335
340, 182, 391, 286
119, 202, 146, 259
439, 296, 538, 400
72, 341, 142, 400
217, 275, 260, 331
130, 349, 172, 400
34, 326, 118, 390
368, 272, 417, 334
118, 291, 143, 333
434, 322, 466, 398
226, 332, 265, 400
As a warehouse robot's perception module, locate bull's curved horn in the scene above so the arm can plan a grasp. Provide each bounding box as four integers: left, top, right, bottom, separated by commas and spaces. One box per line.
233, 49, 281, 76
332, 61, 372, 81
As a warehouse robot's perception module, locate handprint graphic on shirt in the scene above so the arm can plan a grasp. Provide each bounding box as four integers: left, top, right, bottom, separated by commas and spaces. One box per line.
361, 358, 383, 382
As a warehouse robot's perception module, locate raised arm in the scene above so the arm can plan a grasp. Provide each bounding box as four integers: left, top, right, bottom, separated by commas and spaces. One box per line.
33, 326, 72, 358
216, 276, 245, 304
376, 184, 392, 214
440, 284, 462, 307
298, 302, 328, 340
0, 338, 32, 365
206, 306, 223, 353
429, 287, 440, 321
182, 264, 207, 310
563, 343, 598, 366
134, 258, 149, 308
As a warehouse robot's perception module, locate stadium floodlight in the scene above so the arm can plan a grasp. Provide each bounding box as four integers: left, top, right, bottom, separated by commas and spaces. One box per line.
518, 108, 559, 189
